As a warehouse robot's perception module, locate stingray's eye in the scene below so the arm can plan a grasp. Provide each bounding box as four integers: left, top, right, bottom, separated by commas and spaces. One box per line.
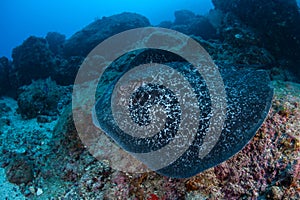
72, 27, 273, 178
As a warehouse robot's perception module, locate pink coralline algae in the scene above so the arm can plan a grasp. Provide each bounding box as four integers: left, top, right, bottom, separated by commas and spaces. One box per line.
61, 80, 299, 199
184, 81, 300, 199
101, 80, 300, 199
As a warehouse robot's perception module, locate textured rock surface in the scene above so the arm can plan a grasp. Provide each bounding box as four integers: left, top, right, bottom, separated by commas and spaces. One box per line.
5, 156, 33, 185
52, 56, 84, 86
159, 10, 217, 40
11, 36, 55, 88
212, 0, 300, 76
45, 32, 66, 56
0, 57, 11, 96
0, 168, 25, 200
63, 12, 151, 57
174, 10, 196, 25
192, 36, 275, 68
17, 78, 71, 119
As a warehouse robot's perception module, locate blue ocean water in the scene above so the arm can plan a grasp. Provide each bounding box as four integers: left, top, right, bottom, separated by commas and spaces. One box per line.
0, 0, 213, 58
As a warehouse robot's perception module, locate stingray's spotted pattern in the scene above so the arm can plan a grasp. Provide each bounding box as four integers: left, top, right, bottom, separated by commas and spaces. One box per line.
94, 49, 273, 178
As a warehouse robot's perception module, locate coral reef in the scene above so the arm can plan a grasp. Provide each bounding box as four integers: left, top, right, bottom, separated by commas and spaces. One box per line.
1, 77, 298, 199
0, 8, 299, 199
9, 35, 81, 89
184, 81, 300, 199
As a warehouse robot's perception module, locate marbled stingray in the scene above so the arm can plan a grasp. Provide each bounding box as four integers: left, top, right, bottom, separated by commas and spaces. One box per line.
93, 49, 274, 178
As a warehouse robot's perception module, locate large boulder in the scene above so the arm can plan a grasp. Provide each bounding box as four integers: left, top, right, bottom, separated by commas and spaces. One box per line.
11, 34, 82, 87
11, 36, 55, 87
63, 12, 151, 58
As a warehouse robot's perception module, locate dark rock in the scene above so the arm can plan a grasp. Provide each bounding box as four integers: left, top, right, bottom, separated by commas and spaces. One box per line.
63, 12, 151, 57
51, 56, 84, 86
157, 21, 173, 29
0, 57, 11, 96
174, 10, 196, 25
169, 10, 217, 40
187, 16, 217, 39
0, 102, 11, 115
192, 36, 275, 67
212, 0, 300, 61
5, 156, 34, 185
10, 34, 82, 87
52, 104, 83, 152
17, 78, 72, 119
219, 14, 262, 49
11, 36, 55, 88
48, 104, 95, 182
45, 32, 66, 55
207, 9, 224, 31
270, 60, 300, 82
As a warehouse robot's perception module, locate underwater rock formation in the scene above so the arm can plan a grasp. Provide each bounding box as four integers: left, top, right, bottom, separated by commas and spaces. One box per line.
0, 57, 11, 96
192, 34, 275, 69
11, 36, 55, 88
5, 156, 33, 185
212, 0, 300, 76
174, 10, 196, 25
63, 12, 151, 57
10, 34, 82, 87
17, 78, 71, 119
52, 56, 84, 86
159, 10, 217, 40
45, 32, 66, 56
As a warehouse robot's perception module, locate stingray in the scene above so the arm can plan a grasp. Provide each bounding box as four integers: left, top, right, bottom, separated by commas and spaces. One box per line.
93, 49, 273, 178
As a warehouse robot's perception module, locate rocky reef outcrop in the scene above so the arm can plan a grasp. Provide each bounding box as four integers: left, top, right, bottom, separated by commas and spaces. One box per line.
0, 57, 12, 96
45, 32, 66, 55
17, 78, 71, 119
212, 0, 300, 77
9, 34, 80, 88
11, 36, 55, 88
159, 10, 217, 40
63, 12, 151, 57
